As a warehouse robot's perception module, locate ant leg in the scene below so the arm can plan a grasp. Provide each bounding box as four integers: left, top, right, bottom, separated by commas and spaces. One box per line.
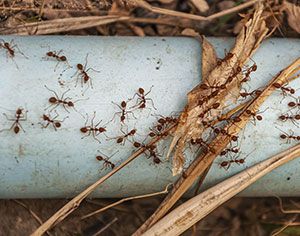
86, 67, 100, 73
3, 113, 17, 121
44, 85, 59, 99
145, 98, 157, 110
144, 85, 154, 96
82, 82, 90, 96
61, 89, 71, 100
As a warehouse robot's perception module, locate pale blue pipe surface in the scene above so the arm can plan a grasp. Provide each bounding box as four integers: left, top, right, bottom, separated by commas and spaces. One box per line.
0, 36, 299, 198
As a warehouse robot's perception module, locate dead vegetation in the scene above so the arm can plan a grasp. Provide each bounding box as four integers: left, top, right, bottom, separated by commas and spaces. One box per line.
0, 0, 300, 236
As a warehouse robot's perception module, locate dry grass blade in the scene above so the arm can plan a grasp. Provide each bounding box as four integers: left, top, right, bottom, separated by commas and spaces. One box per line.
30, 124, 177, 236
81, 183, 173, 220
133, 57, 300, 236
0, 16, 196, 35
133, 0, 259, 21
0, 16, 130, 35
141, 143, 300, 236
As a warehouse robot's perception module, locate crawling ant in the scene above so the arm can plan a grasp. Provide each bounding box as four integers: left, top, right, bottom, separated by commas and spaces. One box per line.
219, 147, 240, 157
72, 54, 100, 95
130, 86, 157, 111
44, 85, 86, 114
217, 115, 241, 124
190, 137, 216, 153
42, 49, 71, 72
96, 151, 118, 170
278, 128, 300, 144
273, 82, 295, 97
218, 156, 246, 170
278, 112, 300, 127
39, 111, 68, 131
245, 109, 266, 125
80, 112, 108, 144
0, 39, 27, 69
239, 89, 262, 100
211, 126, 238, 142
149, 125, 168, 139
0, 107, 28, 134
109, 126, 137, 145
111, 100, 136, 123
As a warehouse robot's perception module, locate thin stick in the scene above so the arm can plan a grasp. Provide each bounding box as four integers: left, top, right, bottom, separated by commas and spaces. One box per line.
81, 183, 173, 220
92, 217, 118, 236
13, 200, 53, 236
135, 0, 259, 22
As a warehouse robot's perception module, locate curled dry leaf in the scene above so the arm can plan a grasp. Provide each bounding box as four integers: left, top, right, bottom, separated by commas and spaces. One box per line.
168, 3, 268, 175
284, 0, 300, 34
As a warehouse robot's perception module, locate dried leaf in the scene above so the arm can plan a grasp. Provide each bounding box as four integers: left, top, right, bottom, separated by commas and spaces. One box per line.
284, 0, 300, 34
168, 3, 269, 175
190, 0, 209, 13
201, 36, 218, 80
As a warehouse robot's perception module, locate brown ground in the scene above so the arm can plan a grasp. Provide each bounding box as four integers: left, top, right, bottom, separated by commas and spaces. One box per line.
0, 0, 299, 236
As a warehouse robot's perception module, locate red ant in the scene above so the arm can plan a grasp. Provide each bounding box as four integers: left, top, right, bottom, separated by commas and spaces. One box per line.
96, 151, 118, 170
0, 39, 27, 69
42, 49, 71, 72
190, 137, 216, 153
130, 86, 157, 111
80, 112, 108, 144
0, 107, 28, 134
219, 147, 240, 157
44, 85, 86, 114
110, 126, 137, 145
111, 100, 136, 123
218, 156, 246, 170
278, 112, 300, 127
278, 128, 300, 144
239, 89, 262, 100
273, 82, 295, 96
39, 111, 68, 131
217, 115, 241, 124
245, 109, 265, 125
240, 63, 257, 84
211, 126, 238, 142
72, 54, 100, 95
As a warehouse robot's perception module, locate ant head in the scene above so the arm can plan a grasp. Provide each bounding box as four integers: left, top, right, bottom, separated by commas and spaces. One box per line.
49, 97, 57, 103
134, 142, 141, 148
245, 110, 252, 115
67, 101, 74, 107
156, 125, 162, 131
149, 132, 156, 137
273, 83, 281, 88
212, 103, 220, 109
252, 65, 257, 71
220, 161, 228, 168
60, 56, 66, 61
96, 156, 103, 161
138, 88, 144, 94
139, 104, 146, 109
14, 126, 20, 134
220, 150, 227, 156
121, 101, 126, 108
120, 116, 125, 122
80, 127, 88, 133
217, 60, 222, 66
43, 114, 48, 120
239, 159, 245, 164
84, 75, 89, 83
77, 64, 83, 70
111, 164, 115, 169
47, 52, 53, 56
227, 52, 234, 58
291, 89, 295, 94
232, 136, 238, 142
236, 67, 242, 73
130, 129, 136, 135
182, 172, 188, 179
16, 108, 23, 115
55, 122, 61, 128
295, 115, 300, 120
154, 157, 161, 164
99, 127, 106, 132
4, 42, 9, 47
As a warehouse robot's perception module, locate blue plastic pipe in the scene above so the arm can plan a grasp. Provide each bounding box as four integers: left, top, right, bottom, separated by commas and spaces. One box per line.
0, 36, 299, 198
